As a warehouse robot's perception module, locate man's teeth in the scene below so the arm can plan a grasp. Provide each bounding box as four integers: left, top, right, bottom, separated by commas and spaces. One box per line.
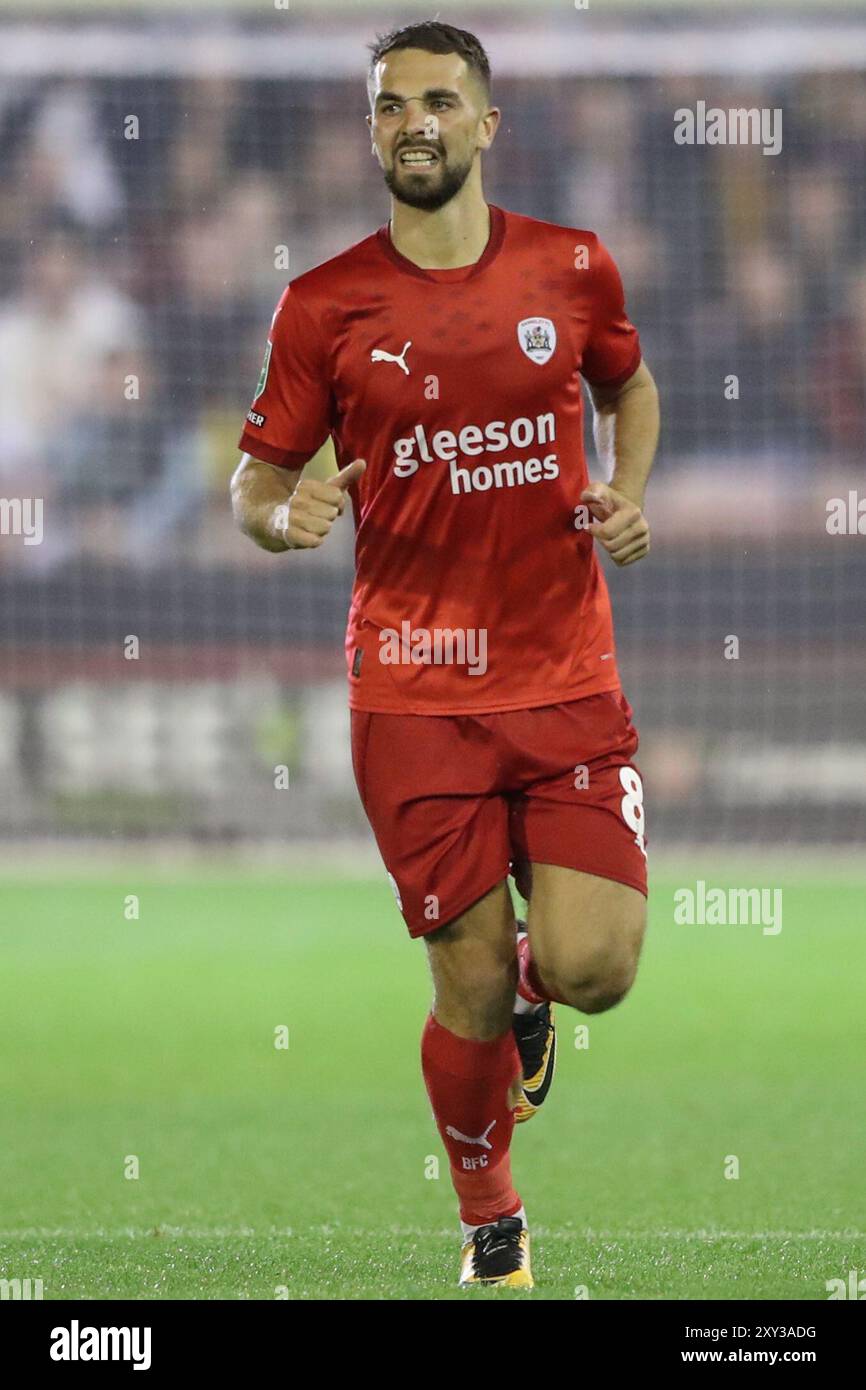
400, 150, 437, 164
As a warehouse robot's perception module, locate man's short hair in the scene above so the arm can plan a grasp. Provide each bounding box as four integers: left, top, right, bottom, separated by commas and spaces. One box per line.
367, 21, 492, 102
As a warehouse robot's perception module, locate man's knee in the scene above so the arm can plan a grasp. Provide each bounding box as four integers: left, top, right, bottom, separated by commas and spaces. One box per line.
536, 937, 641, 1015
425, 914, 517, 1036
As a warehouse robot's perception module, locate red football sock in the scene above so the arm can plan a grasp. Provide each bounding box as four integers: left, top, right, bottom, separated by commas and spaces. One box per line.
421, 1013, 522, 1227
516, 932, 566, 1005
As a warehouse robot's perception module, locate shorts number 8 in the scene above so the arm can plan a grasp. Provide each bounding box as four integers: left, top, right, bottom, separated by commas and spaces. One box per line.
618, 766, 647, 859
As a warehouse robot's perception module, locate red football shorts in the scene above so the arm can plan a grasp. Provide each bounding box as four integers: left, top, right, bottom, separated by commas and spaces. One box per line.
350, 690, 648, 938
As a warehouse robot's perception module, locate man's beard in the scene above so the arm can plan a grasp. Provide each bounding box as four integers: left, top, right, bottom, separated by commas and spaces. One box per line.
383, 150, 474, 211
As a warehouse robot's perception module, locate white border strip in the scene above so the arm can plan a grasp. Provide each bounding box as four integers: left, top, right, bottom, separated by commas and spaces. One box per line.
2, 1226, 864, 1241
0, 24, 865, 78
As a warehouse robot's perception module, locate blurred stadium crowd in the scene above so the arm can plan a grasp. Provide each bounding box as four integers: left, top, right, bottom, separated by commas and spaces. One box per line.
0, 69, 864, 572
0, 23, 864, 847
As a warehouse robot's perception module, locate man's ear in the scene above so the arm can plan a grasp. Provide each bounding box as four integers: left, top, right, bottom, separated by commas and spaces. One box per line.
478, 106, 501, 151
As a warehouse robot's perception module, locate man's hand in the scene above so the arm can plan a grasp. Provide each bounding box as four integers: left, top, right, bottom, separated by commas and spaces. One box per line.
274, 458, 366, 550
581, 481, 650, 567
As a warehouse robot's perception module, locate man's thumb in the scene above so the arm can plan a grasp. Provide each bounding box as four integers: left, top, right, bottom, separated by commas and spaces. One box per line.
581, 483, 614, 517
333, 458, 366, 490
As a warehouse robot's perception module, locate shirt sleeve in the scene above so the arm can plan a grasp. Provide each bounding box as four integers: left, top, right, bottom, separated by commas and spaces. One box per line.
237, 283, 334, 468
580, 238, 642, 389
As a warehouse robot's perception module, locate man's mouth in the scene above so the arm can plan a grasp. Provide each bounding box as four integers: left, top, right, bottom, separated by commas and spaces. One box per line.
398, 147, 440, 168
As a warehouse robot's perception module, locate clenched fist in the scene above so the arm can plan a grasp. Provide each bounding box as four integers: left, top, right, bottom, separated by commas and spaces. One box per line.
274, 458, 366, 550
581, 481, 650, 567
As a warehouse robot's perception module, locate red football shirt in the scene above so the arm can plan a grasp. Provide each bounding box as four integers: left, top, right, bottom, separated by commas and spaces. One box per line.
238, 203, 642, 715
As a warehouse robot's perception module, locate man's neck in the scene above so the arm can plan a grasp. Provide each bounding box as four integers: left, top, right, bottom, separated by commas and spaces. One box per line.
389, 191, 491, 270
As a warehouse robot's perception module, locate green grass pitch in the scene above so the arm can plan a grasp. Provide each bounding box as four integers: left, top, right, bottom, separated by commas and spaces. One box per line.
0, 865, 864, 1300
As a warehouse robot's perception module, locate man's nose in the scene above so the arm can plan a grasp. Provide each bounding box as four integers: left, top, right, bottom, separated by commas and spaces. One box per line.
399, 98, 433, 138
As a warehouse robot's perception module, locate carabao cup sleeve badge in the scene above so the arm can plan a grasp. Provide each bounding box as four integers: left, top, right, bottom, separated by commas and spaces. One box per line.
254, 340, 273, 401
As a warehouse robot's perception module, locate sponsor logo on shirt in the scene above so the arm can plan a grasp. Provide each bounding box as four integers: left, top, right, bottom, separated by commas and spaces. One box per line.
391, 413, 559, 494
246, 409, 267, 428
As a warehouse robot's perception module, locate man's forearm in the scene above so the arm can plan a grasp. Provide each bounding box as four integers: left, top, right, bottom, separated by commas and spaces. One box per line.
230, 455, 303, 552
591, 362, 660, 509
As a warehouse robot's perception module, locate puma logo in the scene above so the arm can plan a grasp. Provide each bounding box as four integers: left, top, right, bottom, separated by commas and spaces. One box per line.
445, 1119, 496, 1150
371, 340, 412, 376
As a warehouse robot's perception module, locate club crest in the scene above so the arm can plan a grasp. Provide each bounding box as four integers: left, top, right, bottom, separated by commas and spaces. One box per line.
517, 317, 556, 365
